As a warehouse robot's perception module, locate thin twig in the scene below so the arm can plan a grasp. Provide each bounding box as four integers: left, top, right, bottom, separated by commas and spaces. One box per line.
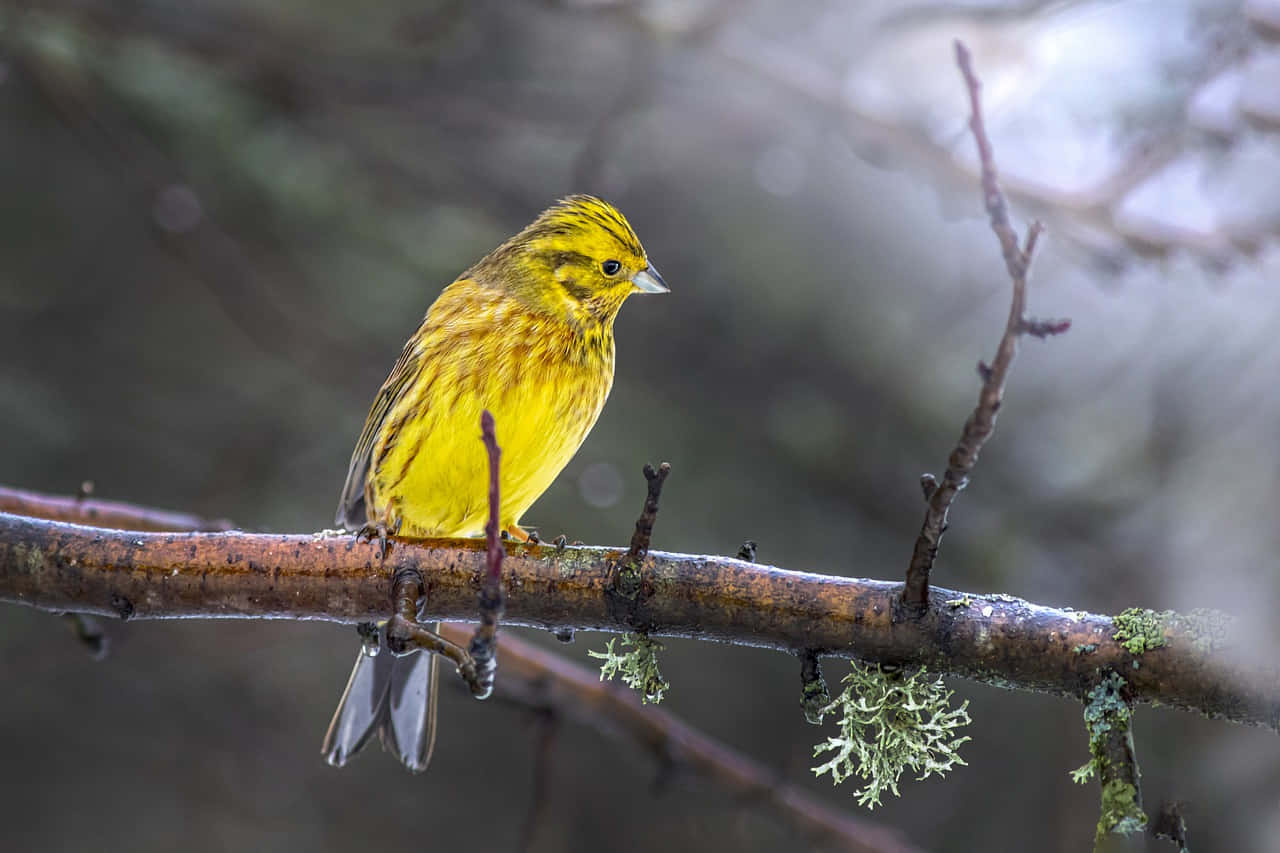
0, 484, 233, 533
901, 41, 1069, 610
3, 505, 1275, 732
608, 462, 671, 629
468, 409, 506, 700
436, 623, 921, 853
625, 462, 670, 567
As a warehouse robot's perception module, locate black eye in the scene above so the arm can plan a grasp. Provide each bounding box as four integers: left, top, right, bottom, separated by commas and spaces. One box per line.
601, 259, 622, 276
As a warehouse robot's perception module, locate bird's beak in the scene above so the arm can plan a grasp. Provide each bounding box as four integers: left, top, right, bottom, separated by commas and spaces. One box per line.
631, 264, 670, 294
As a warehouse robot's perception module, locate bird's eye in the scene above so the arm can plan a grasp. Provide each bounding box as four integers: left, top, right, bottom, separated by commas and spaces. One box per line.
601, 259, 622, 276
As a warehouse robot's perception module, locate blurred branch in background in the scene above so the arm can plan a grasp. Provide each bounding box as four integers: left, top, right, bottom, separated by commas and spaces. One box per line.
29, 0, 1279, 273
607, 0, 1280, 265
436, 622, 921, 853
1, 490, 1276, 734
0, 483, 234, 532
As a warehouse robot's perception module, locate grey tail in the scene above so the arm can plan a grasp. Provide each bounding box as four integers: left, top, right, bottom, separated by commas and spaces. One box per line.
321, 630, 439, 773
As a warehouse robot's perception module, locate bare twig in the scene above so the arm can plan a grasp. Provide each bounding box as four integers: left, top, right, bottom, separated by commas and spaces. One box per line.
0, 484, 233, 533
436, 623, 921, 853
607, 462, 671, 629
468, 409, 506, 700
2, 506, 1275, 732
901, 41, 1070, 610
625, 462, 671, 567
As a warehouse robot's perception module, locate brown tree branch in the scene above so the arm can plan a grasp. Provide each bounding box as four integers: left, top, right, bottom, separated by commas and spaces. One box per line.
0, 484, 234, 533
1, 505, 1275, 733
901, 41, 1069, 610
436, 624, 920, 853
1, 485, 915, 853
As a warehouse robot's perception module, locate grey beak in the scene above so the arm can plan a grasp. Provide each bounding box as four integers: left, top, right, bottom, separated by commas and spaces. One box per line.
631, 264, 670, 294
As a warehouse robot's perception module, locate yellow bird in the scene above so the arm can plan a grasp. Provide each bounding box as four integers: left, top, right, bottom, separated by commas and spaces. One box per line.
322, 195, 668, 771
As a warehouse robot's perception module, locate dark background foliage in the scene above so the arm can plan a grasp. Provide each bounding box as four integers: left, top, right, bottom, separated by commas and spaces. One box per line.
2, 2, 1278, 851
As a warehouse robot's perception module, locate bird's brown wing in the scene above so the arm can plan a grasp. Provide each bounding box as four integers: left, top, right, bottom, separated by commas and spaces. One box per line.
335, 336, 424, 529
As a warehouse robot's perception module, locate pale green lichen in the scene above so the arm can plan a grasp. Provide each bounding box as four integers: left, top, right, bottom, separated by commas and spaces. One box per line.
1112, 607, 1172, 655
589, 633, 669, 704
1071, 673, 1147, 843
944, 595, 972, 609
1113, 606, 1231, 657
812, 663, 971, 809
1073, 643, 1097, 655
1100, 779, 1146, 839
1070, 761, 1095, 784
1173, 608, 1230, 655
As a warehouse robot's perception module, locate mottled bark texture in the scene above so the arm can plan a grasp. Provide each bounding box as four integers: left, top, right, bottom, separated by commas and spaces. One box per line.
2, 512, 1276, 732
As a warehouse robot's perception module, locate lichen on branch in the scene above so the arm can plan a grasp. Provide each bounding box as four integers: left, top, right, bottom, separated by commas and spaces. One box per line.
1112, 608, 1173, 656
1071, 672, 1147, 844
2, 509, 1278, 733
812, 662, 971, 809
589, 632, 669, 704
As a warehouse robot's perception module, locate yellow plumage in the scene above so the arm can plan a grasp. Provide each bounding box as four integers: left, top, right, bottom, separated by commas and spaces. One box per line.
323, 195, 667, 772
336, 194, 667, 539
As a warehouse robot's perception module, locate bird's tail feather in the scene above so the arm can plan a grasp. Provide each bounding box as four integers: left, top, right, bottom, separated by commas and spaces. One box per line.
321, 625, 439, 773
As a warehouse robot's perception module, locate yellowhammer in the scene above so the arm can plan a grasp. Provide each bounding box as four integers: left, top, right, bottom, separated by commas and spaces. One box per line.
321, 195, 668, 771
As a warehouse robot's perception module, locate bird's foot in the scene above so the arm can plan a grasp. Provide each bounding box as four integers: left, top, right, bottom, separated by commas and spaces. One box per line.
356, 516, 403, 563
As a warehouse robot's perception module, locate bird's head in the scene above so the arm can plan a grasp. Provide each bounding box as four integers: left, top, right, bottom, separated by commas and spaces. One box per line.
480, 195, 668, 325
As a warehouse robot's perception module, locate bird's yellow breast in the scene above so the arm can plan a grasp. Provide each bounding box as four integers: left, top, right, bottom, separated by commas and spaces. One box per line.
366, 282, 615, 538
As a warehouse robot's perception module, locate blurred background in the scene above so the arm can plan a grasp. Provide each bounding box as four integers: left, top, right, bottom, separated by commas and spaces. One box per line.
2, 0, 1279, 850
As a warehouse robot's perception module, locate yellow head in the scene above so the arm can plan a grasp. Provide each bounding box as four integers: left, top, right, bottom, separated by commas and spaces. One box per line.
472, 195, 669, 325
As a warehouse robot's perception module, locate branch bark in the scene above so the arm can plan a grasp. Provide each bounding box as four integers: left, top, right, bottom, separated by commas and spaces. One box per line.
4, 486, 915, 853
1, 509, 1276, 732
